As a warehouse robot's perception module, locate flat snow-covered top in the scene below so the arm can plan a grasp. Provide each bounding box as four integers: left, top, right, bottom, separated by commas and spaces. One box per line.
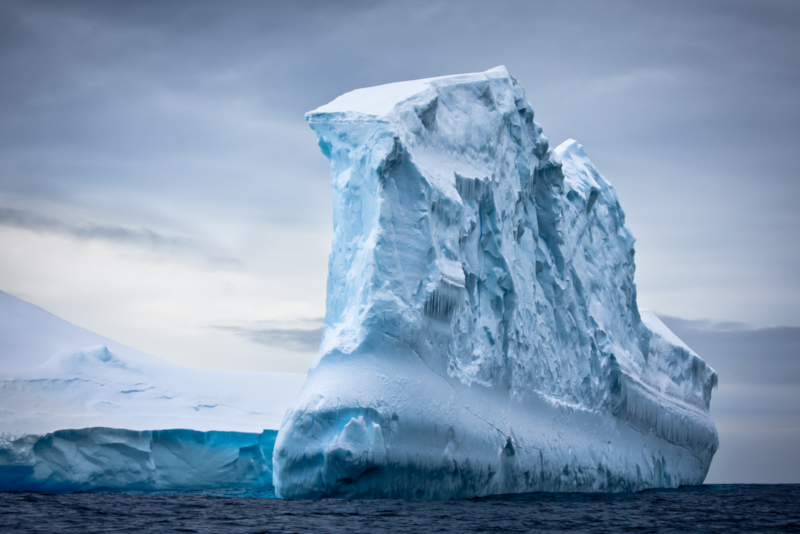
312, 77, 439, 116
639, 309, 694, 353
309, 66, 510, 117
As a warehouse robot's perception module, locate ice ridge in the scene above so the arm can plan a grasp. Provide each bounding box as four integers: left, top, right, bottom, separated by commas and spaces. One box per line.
273, 66, 718, 498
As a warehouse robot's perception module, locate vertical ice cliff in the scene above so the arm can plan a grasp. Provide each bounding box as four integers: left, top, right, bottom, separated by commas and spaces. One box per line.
273, 67, 718, 498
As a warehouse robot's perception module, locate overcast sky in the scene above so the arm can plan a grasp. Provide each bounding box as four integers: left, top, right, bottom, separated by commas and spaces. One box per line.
0, 0, 798, 482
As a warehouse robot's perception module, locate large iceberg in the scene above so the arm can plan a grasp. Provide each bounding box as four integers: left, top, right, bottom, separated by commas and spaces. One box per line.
273, 67, 718, 498
0, 291, 305, 492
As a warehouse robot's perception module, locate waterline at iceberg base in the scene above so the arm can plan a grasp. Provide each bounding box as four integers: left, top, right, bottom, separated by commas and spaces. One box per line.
273, 67, 718, 499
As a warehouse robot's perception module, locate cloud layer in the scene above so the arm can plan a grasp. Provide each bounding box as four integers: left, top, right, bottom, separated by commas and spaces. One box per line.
214, 320, 323, 353
0, 207, 242, 269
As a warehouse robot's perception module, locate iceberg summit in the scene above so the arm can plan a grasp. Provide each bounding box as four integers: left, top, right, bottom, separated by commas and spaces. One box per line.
273, 66, 719, 498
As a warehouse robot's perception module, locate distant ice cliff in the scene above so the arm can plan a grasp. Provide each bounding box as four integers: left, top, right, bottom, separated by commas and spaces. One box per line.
0, 291, 305, 492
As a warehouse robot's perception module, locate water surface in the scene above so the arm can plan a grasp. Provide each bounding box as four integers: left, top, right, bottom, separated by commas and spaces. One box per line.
1, 484, 798, 533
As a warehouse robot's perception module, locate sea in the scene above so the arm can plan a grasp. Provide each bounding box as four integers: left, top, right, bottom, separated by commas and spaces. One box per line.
1, 485, 798, 533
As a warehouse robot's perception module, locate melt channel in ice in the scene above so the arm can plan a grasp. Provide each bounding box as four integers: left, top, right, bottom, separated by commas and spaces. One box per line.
272, 66, 719, 499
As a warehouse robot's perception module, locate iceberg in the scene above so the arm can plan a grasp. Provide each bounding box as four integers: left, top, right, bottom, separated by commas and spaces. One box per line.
273, 67, 719, 498
0, 291, 305, 492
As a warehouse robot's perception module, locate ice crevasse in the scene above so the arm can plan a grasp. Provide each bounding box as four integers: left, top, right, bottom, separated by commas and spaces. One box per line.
272, 66, 719, 499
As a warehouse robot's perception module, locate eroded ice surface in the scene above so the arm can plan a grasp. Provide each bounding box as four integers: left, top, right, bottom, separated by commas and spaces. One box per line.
0, 291, 305, 491
273, 67, 719, 499
0, 428, 277, 493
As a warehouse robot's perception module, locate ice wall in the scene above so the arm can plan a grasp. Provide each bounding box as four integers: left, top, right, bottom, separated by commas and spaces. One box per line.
273, 67, 718, 498
0, 428, 276, 493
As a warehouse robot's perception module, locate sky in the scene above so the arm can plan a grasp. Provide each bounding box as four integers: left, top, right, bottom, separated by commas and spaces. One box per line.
0, 0, 798, 483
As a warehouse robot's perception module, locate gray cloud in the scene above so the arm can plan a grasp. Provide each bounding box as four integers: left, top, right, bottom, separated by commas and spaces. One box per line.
214, 321, 323, 353
0, 206, 190, 247
0, 207, 241, 268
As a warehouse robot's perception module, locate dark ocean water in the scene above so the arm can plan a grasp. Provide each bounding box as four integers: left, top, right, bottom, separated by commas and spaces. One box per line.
1, 485, 798, 533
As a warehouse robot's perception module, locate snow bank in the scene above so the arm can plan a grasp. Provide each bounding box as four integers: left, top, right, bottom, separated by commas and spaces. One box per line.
0, 345, 304, 436
273, 67, 718, 498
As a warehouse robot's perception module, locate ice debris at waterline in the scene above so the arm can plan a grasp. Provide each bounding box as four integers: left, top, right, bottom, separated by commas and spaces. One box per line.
273, 66, 719, 499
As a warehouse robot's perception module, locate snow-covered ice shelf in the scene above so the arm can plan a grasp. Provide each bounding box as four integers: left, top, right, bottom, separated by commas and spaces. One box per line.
0, 291, 305, 492
0, 344, 303, 436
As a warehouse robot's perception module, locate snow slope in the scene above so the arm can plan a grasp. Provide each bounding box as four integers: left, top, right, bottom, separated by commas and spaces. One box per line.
0, 290, 159, 375
0, 291, 305, 491
273, 67, 719, 498
0, 344, 304, 436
